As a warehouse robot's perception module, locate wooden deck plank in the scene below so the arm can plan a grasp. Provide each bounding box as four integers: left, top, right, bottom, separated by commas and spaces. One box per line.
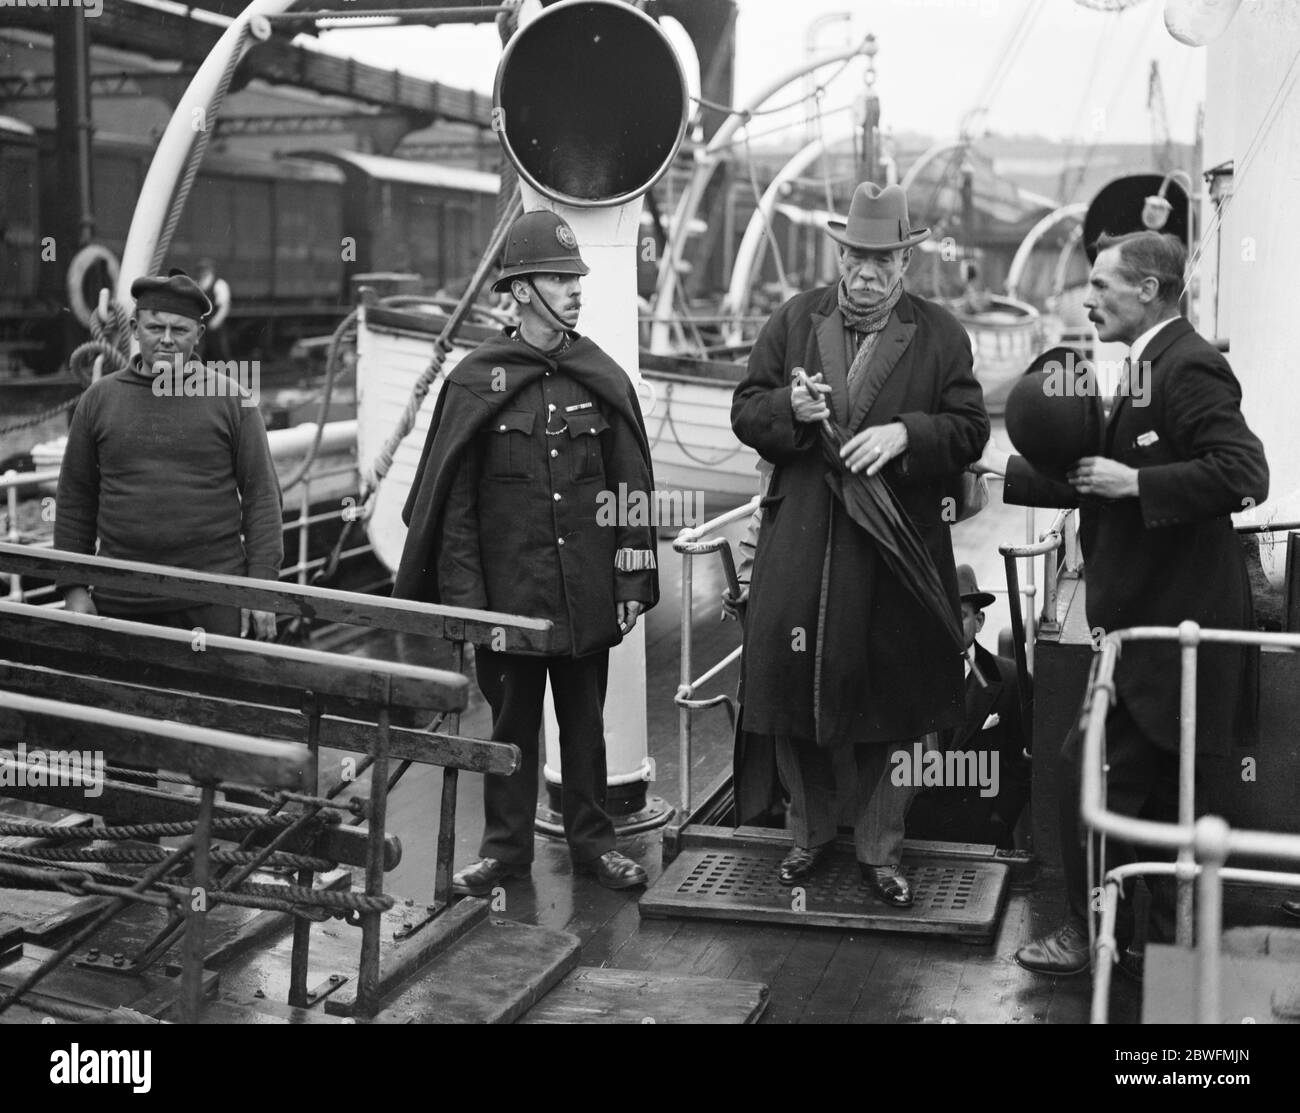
802, 932, 883, 1020
759, 927, 843, 1024
518, 967, 767, 1024
849, 934, 929, 1022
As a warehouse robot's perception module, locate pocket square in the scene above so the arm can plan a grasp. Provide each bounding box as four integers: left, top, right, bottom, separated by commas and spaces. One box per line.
981, 712, 1000, 730
1135, 430, 1159, 447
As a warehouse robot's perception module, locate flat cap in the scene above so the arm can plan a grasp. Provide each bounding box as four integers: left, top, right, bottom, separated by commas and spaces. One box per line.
130, 268, 213, 321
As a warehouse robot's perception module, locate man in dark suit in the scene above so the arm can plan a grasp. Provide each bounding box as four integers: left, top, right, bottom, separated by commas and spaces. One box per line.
905, 565, 1030, 849
976, 230, 1269, 975
731, 182, 988, 907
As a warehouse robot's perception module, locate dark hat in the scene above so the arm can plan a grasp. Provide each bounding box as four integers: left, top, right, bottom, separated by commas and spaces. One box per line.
956, 564, 995, 610
130, 268, 212, 321
1004, 346, 1105, 480
826, 182, 930, 252
492, 210, 590, 293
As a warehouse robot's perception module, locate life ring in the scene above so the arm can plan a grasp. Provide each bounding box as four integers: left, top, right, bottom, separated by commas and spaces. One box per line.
66, 244, 121, 329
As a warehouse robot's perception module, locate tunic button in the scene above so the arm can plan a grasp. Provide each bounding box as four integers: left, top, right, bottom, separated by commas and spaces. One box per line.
550, 449, 558, 458
553, 492, 561, 501
498, 424, 506, 431
548, 403, 556, 412
558, 537, 565, 546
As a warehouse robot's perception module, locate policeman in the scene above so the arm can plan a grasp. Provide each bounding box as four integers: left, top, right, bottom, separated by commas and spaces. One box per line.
394, 210, 659, 894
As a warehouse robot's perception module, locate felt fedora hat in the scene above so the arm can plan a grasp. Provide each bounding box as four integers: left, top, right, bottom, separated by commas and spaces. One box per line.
826, 182, 931, 251
955, 564, 996, 611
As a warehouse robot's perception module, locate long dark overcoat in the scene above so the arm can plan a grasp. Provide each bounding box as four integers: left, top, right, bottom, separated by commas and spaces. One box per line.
731, 285, 989, 748
1004, 317, 1269, 754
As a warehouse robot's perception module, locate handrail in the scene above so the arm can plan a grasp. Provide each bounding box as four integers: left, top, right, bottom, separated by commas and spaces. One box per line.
670, 496, 757, 818
0, 543, 554, 653
997, 507, 1076, 754
1080, 622, 1300, 1024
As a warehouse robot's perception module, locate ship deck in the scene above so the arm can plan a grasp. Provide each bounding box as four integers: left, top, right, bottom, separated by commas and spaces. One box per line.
322, 485, 1148, 1024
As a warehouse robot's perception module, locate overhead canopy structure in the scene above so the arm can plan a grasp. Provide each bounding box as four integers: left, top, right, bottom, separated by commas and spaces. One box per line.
5, 2, 496, 128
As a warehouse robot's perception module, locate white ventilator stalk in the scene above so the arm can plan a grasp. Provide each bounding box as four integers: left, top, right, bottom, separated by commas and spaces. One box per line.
521, 183, 657, 809
649, 42, 874, 354
116, 0, 292, 306
1004, 203, 1087, 301
721, 121, 857, 344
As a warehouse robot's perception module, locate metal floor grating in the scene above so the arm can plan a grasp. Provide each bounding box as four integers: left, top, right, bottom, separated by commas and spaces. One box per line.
640, 847, 1009, 940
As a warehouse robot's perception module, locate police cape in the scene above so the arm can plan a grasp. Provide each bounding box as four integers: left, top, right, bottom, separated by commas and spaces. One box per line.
392, 331, 659, 657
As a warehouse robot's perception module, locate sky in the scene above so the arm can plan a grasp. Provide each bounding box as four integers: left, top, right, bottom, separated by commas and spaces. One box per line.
310, 0, 1208, 146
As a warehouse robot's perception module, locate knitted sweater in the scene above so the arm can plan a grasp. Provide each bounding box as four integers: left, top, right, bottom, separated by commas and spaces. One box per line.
54, 362, 283, 611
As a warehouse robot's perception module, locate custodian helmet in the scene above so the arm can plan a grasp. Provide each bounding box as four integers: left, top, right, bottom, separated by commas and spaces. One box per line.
491, 210, 590, 293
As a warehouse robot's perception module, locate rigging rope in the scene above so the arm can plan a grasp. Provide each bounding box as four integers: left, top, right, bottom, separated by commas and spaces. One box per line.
151, 23, 250, 272
357, 185, 523, 518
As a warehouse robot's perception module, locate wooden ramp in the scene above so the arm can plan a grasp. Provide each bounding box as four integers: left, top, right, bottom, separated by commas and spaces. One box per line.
519, 966, 768, 1024
641, 844, 1010, 943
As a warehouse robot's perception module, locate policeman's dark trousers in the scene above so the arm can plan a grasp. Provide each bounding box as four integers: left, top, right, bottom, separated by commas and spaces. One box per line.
774, 735, 923, 865
1059, 699, 1183, 947
474, 647, 617, 866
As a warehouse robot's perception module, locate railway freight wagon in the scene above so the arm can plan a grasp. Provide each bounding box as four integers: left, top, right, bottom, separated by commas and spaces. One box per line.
0, 119, 499, 373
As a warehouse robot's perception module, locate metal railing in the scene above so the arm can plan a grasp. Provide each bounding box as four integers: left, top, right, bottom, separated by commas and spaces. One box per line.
1082, 623, 1300, 1023
671, 497, 756, 818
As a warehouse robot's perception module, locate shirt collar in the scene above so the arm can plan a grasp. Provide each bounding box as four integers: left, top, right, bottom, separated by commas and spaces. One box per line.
1128, 317, 1177, 365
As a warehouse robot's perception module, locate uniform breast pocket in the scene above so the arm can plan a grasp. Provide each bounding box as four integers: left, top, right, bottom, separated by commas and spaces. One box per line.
563, 411, 609, 483
485, 410, 536, 480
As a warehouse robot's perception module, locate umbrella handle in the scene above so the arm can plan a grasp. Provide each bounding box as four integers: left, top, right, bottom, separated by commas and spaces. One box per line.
790, 367, 839, 444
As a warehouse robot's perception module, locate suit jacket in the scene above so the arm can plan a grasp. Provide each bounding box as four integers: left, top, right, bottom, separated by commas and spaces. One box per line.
1003, 317, 1268, 753
906, 640, 1032, 842
731, 285, 989, 747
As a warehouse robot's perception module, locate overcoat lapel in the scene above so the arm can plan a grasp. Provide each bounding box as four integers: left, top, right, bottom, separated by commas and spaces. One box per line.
812, 308, 851, 425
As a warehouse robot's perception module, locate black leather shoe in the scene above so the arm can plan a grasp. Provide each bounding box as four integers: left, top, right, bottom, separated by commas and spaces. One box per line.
860, 863, 913, 907
451, 857, 530, 897
778, 843, 831, 885
1015, 922, 1090, 975
575, 850, 648, 890
1282, 899, 1300, 921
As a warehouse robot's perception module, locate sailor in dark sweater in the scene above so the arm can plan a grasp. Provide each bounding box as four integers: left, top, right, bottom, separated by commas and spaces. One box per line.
55, 270, 283, 638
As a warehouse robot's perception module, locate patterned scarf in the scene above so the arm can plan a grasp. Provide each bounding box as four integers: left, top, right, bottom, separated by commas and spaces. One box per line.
838, 277, 903, 336
839, 279, 903, 400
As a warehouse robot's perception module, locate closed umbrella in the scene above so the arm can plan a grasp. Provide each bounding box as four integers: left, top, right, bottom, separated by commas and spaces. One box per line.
795, 370, 965, 652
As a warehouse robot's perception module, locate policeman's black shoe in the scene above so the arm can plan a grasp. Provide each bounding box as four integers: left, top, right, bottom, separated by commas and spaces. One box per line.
860, 863, 913, 907
576, 850, 648, 890
451, 857, 531, 897
778, 843, 831, 885
1282, 898, 1300, 921
1014, 922, 1090, 976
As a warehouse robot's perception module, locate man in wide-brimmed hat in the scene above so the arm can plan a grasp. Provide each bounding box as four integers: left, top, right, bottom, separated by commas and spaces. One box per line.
731, 181, 989, 906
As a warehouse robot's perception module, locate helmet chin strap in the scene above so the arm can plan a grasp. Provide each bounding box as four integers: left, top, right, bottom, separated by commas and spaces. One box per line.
523, 277, 570, 334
